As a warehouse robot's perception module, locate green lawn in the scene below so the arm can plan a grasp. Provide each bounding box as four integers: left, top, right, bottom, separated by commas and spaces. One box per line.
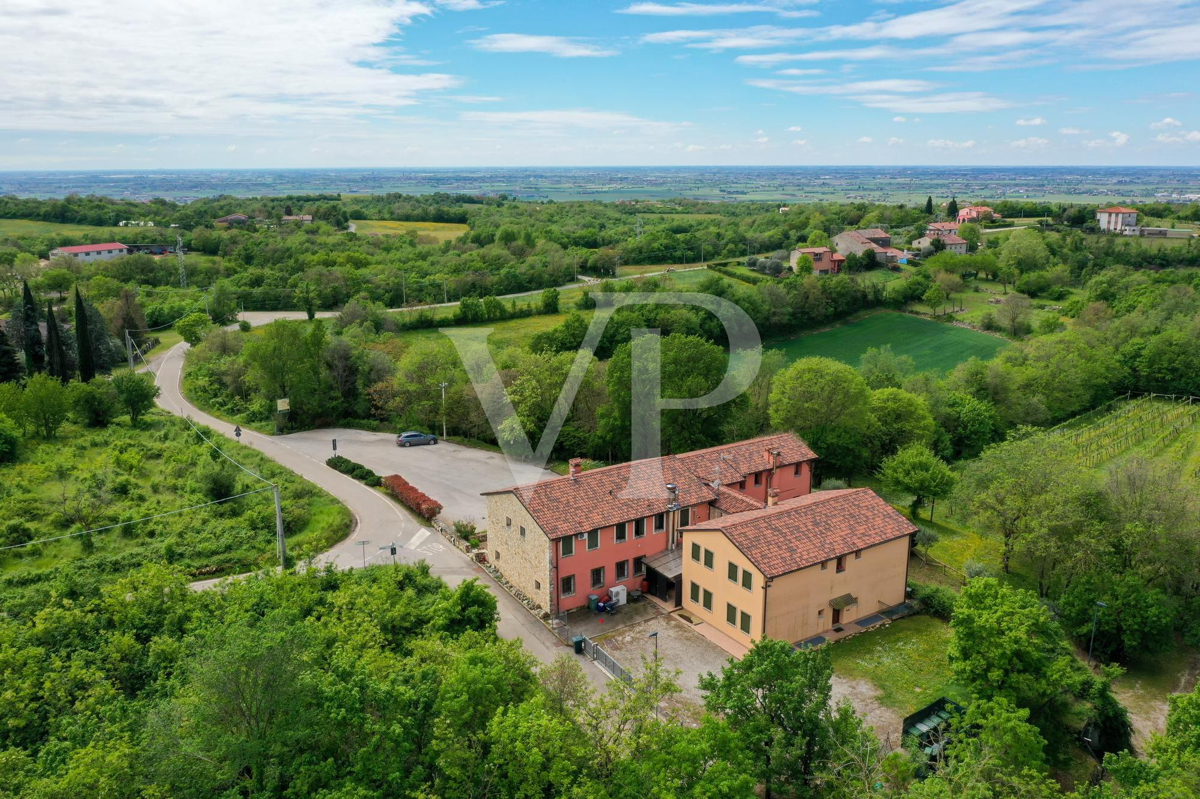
352, 219, 469, 241
769, 311, 1009, 373
0, 218, 127, 238
828, 615, 967, 715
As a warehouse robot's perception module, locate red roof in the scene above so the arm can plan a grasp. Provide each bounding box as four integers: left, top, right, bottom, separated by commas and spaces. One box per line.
485, 433, 817, 539
53, 242, 127, 254
939, 234, 967, 245
682, 488, 917, 578
928, 222, 959, 231
1098, 206, 1137, 214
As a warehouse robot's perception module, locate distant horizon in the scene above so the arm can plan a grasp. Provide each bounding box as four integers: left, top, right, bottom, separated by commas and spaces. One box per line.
4, 165, 1200, 173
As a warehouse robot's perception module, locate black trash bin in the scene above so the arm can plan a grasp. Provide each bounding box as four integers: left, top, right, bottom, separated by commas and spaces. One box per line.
573, 636, 585, 655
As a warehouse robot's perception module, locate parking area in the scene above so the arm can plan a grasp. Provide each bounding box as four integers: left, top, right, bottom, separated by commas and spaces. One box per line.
278, 428, 556, 523
597, 613, 735, 707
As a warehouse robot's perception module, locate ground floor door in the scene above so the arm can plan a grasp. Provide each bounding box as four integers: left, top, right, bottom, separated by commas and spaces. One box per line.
832, 607, 841, 625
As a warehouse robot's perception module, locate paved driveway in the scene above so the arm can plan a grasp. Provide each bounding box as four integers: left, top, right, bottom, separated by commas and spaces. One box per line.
279, 428, 556, 524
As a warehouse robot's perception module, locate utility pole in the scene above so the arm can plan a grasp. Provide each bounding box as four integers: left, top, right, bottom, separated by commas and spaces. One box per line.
177, 234, 187, 289
443, 279, 448, 304
1087, 600, 1107, 666
648, 631, 660, 720
439, 381, 449, 439
356, 540, 370, 568
401, 272, 407, 305
273, 484, 287, 569
125, 329, 134, 369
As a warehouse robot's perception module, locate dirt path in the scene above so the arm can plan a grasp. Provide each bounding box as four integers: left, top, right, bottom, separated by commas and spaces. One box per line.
831, 675, 905, 746
1113, 653, 1200, 752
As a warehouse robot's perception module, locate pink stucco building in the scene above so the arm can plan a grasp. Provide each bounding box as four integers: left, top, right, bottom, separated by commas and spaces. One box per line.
483, 433, 817, 615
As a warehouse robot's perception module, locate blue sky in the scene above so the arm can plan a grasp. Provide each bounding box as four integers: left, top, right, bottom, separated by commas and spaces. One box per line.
2, 0, 1199, 168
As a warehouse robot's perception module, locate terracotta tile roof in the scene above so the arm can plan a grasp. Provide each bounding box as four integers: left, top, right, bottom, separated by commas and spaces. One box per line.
928, 222, 959, 231
53, 242, 127, 254
682, 488, 917, 578
1098, 206, 1137, 214
485, 433, 816, 539
856, 228, 891, 240
714, 484, 765, 514
939, 234, 967, 245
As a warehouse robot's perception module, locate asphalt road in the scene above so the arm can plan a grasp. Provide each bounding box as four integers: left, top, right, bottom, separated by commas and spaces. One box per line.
280, 428, 555, 524
152, 342, 604, 684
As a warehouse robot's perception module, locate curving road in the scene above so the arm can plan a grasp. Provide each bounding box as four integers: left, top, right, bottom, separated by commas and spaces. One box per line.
152, 342, 605, 683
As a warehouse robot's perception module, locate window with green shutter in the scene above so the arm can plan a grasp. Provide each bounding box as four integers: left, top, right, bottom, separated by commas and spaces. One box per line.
742, 570, 752, 591
691, 542, 701, 562
726, 603, 737, 626
690, 581, 700, 603
728, 562, 738, 582
740, 611, 751, 634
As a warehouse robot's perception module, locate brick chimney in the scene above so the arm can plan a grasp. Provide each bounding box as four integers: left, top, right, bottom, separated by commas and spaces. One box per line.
767, 488, 780, 507
569, 458, 583, 479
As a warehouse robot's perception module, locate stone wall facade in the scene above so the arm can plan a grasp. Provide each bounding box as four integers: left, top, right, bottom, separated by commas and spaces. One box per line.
485, 492, 552, 612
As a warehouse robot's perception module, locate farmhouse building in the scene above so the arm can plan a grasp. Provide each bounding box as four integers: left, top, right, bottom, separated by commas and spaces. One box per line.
789, 246, 846, 275
282, 214, 313, 224
1096, 206, 1138, 233
214, 213, 249, 225
832, 229, 905, 264
49, 242, 129, 263
483, 434, 817, 615
913, 233, 968, 255
925, 221, 960, 236
681, 488, 916, 648
956, 205, 997, 223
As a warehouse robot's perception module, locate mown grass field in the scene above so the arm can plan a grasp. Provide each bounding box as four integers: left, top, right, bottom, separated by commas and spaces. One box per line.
0, 218, 126, 238
352, 219, 469, 241
828, 615, 966, 715
770, 311, 1009, 373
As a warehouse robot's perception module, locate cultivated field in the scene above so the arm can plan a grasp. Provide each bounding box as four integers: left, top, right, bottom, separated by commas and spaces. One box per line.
1049, 394, 1200, 474
769, 311, 1009, 373
352, 219, 469, 241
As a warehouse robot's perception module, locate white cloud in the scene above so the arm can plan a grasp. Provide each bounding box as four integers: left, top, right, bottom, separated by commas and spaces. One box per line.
226, 144, 237, 151
857, 136, 873, 143
756, 136, 770, 142
1155, 130, 1200, 143
776, 68, 825, 76
1010, 136, 1048, 148
786, 125, 803, 131
434, 0, 502, 9
1151, 117, 1182, 128
471, 33, 617, 57
1015, 117, 1045, 125
0, 0, 460, 133
791, 138, 808, 145
887, 137, 904, 145
1084, 131, 1131, 148
893, 116, 906, 122
1058, 127, 1086, 135
619, 2, 817, 17
927, 138, 976, 149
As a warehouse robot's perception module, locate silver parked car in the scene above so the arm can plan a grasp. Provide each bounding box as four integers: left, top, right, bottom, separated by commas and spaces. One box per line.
396, 430, 438, 447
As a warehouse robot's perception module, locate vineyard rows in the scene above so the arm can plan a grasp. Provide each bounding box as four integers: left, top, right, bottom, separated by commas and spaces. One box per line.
1049, 395, 1200, 468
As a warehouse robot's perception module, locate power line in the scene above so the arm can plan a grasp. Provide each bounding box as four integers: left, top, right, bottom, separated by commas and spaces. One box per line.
0, 487, 274, 552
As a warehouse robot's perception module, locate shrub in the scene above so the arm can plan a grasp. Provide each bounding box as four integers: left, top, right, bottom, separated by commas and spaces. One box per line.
0, 413, 19, 463
238, 320, 252, 333
68, 380, 120, 428
453, 519, 477, 540
1, 520, 32, 548
381, 474, 442, 520
325, 455, 380, 485
911, 582, 958, 620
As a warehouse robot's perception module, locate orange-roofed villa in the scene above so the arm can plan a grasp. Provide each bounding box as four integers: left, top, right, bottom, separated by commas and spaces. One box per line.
483, 433, 917, 648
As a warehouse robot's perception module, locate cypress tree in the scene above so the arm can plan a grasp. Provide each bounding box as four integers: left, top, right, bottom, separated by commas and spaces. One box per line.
947, 197, 959, 219
45, 301, 69, 383
20, 281, 44, 374
0, 326, 22, 383
924, 195, 934, 215
74, 287, 96, 382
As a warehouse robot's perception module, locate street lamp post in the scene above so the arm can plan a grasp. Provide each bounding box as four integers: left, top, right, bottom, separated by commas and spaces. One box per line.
438, 381, 449, 440
1088, 600, 1108, 666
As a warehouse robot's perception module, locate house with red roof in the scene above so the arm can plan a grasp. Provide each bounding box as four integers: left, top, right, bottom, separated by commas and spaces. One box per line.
49, 242, 129, 263
681, 488, 917, 647
913, 233, 968, 255
483, 433, 817, 615
1096, 206, 1138, 233
484, 433, 917, 647
832, 229, 905, 264
956, 206, 998, 223
789, 246, 846, 275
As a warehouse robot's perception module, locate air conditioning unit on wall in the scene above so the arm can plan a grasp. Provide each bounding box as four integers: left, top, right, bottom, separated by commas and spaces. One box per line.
576, 532, 586, 540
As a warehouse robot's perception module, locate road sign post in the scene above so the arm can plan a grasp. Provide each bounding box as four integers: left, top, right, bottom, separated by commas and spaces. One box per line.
273, 485, 287, 569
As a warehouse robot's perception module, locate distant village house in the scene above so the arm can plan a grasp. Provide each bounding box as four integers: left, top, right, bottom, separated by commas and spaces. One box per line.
956, 205, 997, 223
1096, 206, 1138, 233
832, 228, 905, 264
789, 246, 845, 275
